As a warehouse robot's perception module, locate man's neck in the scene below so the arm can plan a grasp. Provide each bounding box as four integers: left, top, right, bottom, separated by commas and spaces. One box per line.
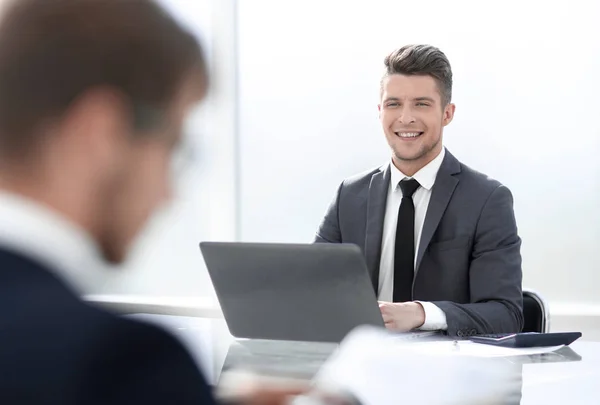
392, 149, 442, 177
0, 183, 109, 295
0, 175, 96, 240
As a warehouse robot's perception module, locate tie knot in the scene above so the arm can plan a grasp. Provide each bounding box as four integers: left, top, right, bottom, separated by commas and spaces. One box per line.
399, 178, 420, 197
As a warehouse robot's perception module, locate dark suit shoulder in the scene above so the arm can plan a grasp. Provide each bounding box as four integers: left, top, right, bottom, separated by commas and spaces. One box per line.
340, 164, 386, 190
0, 249, 215, 405
457, 160, 507, 195
77, 313, 215, 404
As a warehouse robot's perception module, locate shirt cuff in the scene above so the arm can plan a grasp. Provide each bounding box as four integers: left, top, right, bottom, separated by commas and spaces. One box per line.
415, 301, 448, 331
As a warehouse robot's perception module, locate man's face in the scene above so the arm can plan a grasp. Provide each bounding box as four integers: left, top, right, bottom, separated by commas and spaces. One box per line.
97, 77, 203, 264
378, 74, 454, 168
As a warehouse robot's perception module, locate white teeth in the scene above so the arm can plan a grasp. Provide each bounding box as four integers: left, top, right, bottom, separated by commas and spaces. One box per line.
396, 132, 421, 138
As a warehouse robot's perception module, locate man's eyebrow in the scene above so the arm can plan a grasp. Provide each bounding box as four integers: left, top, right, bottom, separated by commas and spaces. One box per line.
383, 96, 437, 103
414, 97, 436, 102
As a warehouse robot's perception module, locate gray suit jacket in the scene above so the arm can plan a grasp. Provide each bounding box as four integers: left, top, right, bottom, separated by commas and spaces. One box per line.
314, 149, 523, 337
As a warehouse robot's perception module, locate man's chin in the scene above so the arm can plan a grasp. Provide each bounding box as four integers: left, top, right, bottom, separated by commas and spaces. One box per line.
99, 240, 132, 266
393, 150, 428, 163
102, 250, 128, 266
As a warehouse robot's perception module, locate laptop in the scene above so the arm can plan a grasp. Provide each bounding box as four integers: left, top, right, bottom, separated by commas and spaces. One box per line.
199, 242, 385, 343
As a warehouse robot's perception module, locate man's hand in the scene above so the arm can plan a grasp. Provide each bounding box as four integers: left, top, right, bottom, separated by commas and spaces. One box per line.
217, 370, 308, 405
235, 384, 307, 405
378, 301, 426, 331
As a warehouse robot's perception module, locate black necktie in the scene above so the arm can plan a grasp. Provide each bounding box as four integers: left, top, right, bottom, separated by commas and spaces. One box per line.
393, 178, 421, 302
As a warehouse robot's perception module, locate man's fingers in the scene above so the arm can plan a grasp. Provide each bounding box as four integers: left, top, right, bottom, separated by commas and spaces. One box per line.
242, 385, 308, 405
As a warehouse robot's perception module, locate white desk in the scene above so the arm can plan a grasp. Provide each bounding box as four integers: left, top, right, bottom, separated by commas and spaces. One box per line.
85, 294, 224, 318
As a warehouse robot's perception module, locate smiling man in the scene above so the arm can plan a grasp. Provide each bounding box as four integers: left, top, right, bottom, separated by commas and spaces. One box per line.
314, 44, 523, 337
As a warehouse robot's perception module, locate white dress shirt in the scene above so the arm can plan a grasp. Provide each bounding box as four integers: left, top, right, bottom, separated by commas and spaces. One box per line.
377, 148, 448, 331
0, 191, 109, 295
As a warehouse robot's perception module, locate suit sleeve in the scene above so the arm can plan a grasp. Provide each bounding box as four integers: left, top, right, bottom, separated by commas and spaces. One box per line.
314, 182, 344, 243
84, 320, 217, 405
432, 185, 524, 336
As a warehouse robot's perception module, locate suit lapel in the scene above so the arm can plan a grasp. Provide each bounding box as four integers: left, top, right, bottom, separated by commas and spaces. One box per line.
415, 150, 462, 272
365, 165, 390, 291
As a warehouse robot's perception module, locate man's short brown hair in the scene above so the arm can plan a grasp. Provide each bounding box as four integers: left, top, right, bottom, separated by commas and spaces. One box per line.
381, 44, 453, 105
0, 0, 207, 158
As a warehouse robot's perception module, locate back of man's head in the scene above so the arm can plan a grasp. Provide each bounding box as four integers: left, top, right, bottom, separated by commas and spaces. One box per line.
0, 0, 206, 161
0, 0, 208, 263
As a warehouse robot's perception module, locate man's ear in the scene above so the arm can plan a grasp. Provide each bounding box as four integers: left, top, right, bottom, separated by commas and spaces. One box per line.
442, 103, 455, 127
61, 88, 130, 166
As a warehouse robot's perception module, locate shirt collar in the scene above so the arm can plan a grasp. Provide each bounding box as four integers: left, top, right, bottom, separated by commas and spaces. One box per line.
0, 191, 109, 295
390, 147, 446, 191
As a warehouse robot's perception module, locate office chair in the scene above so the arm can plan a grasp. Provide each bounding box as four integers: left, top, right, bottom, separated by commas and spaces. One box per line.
522, 288, 550, 333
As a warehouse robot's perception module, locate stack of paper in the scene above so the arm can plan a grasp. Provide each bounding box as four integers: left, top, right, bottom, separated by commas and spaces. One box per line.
312, 326, 527, 405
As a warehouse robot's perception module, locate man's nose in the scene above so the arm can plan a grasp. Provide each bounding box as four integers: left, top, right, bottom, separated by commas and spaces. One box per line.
397, 107, 416, 124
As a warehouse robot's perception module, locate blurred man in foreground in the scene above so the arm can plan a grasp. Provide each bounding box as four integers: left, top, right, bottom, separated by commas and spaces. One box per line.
0, 0, 302, 403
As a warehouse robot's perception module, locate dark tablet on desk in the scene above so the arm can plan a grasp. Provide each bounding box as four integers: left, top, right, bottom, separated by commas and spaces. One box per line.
469, 332, 582, 348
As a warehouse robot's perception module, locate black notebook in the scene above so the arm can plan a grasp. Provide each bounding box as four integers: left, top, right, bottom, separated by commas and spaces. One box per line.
469, 332, 582, 348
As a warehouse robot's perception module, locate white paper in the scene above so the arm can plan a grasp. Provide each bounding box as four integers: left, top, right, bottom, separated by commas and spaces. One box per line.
313, 326, 525, 405
391, 339, 564, 358
451, 341, 564, 357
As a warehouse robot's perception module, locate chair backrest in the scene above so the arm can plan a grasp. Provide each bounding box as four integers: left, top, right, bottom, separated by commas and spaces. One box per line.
522, 288, 550, 333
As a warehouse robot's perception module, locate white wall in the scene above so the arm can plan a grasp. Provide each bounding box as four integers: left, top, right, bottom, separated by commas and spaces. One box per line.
236, 0, 600, 307
96, 0, 238, 298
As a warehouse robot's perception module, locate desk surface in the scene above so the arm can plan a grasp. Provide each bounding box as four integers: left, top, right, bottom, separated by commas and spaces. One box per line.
127, 314, 600, 405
